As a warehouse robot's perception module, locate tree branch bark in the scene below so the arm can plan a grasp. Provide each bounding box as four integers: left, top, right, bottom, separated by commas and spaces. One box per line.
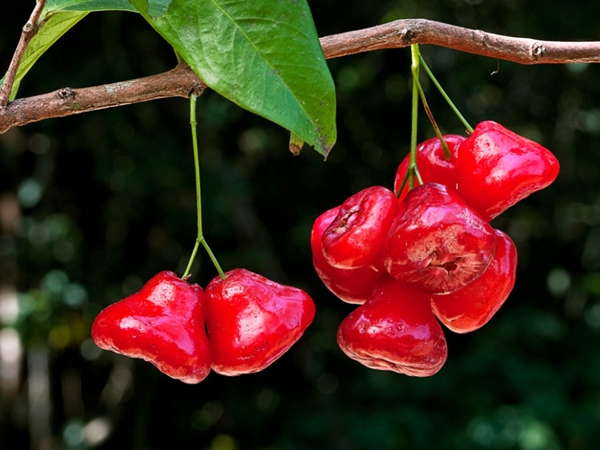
2, 17, 600, 134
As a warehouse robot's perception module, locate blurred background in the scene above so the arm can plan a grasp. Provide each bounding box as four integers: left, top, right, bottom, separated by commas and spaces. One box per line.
1, 1, 600, 449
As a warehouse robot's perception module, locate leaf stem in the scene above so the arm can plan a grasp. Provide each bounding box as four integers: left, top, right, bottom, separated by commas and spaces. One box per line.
182, 94, 226, 281
419, 54, 473, 133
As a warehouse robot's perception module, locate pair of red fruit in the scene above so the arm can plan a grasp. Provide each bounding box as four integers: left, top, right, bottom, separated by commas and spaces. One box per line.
92, 268, 315, 383
312, 121, 560, 377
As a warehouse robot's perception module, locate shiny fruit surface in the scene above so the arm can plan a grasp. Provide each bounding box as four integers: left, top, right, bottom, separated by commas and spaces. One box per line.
394, 134, 465, 202
205, 268, 315, 376
92, 271, 211, 384
431, 229, 517, 333
322, 186, 398, 271
311, 207, 381, 304
384, 183, 497, 294
456, 120, 560, 220
337, 275, 448, 377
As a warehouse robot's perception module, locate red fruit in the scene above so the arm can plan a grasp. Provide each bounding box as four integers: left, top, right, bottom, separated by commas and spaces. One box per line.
91, 271, 211, 384
322, 186, 398, 271
311, 207, 381, 304
383, 183, 496, 294
394, 134, 465, 202
337, 275, 448, 377
456, 120, 560, 221
431, 229, 517, 333
205, 268, 315, 376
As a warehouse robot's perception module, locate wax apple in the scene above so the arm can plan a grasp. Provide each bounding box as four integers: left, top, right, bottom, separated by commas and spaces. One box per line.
431, 229, 517, 333
205, 269, 315, 376
394, 134, 465, 202
311, 207, 381, 304
337, 275, 448, 377
92, 271, 211, 384
383, 183, 496, 294
322, 186, 398, 271
456, 121, 560, 221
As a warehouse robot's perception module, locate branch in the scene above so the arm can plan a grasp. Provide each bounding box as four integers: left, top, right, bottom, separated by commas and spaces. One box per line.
321, 18, 600, 63
0, 65, 205, 133
2, 17, 600, 134
0, 0, 47, 107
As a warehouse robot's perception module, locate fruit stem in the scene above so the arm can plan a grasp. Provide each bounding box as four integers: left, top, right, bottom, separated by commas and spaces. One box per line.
414, 76, 451, 159
409, 45, 424, 190
182, 94, 226, 281
419, 55, 473, 134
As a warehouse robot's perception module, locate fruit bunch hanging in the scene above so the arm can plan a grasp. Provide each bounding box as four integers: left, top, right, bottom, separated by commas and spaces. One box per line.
91, 96, 315, 384
311, 46, 560, 377
90, 44, 560, 383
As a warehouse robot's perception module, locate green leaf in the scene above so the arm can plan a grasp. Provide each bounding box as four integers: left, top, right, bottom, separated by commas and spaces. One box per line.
42, 0, 137, 15
2, 11, 87, 100
147, 0, 172, 18
129, 0, 336, 156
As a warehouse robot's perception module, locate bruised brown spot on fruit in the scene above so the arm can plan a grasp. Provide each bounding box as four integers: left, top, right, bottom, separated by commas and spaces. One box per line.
426, 252, 461, 274
339, 207, 359, 228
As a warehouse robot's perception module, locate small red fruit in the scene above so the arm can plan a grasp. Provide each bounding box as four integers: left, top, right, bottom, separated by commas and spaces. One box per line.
394, 134, 465, 202
311, 207, 381, 304
431, 229, 517, 333
91, 271, 211, 384
456, 120, 560, 221
205, 268, 315, 376
322, 186, 398, 271
383, 183, 496, 294
337, 275, 448, 377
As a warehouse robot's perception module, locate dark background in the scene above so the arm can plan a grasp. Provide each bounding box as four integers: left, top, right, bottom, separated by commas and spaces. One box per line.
1, 1, 600, 449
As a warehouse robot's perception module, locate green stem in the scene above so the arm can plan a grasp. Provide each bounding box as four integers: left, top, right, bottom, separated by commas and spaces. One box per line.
409, 45, 423, 189
415, 78, 450, 159
420, 54, 473, 133
181, 95, 226, 281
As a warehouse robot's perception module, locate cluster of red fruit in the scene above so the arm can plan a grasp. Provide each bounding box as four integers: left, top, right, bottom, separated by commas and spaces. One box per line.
91, 268, 315, 383
311, 121, 560, 377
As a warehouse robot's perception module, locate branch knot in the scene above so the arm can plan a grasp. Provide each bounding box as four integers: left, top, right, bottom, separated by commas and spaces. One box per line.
530, 43, 547, 60
57, 88, 77, 101
399, 27, 416, 44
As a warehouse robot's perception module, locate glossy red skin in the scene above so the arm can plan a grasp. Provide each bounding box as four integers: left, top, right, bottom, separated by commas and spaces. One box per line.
322, 186, 398, 271
91, 271, 211, 384
383, 183, 497, 294
337, 275, 448, 377
456, 121, 560, 221
394, 134, 465, 202
431, 229, 517, 333
205, 268, 315, 376
311, 207, 381, 304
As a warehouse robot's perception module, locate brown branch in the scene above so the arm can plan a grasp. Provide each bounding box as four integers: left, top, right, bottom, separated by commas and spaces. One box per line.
321, 18, 600, 63
2, 17, 600, 134
0, 0, 47, 107
0, 64, 205, 133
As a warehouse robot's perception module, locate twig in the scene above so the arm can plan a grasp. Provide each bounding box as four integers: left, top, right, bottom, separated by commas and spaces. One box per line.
2, 17, 600, 133
0, 0, 47, 107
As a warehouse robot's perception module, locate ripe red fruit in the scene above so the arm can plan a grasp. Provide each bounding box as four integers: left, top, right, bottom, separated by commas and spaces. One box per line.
337, 275, 448, 377
91, 271, 211, 384
205, 268, 315, 376
394, 134, 465, 202
456, 120, 560, 221
431, 229, 517, 333
321, 186, 398, 271
383, 183, 497, 294
311, 207, 381, 304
